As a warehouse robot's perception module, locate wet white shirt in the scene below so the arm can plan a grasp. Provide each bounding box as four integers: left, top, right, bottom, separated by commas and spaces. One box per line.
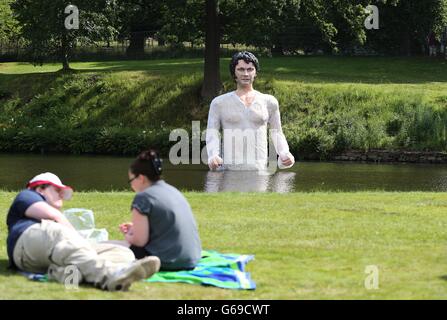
206, 90, 291, 170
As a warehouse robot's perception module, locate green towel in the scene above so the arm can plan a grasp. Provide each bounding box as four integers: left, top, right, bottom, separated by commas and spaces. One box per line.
144, 250, 256, 290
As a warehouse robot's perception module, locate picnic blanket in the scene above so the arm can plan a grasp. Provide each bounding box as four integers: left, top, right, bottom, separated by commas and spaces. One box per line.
145, 250, 256, 290
19, 250, 256, 290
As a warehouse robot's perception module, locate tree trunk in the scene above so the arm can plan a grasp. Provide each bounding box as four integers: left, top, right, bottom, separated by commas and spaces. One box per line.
158, 36, 166, 47
62, 55, 70, 71
271, 43, 284, 56
61, 34, 71, 71
201, 0, 222, 101
400, 29, 411, 56
126, 31, 146, 58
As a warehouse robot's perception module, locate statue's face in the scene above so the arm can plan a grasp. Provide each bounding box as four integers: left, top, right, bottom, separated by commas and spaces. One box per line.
234, 60, 257, 87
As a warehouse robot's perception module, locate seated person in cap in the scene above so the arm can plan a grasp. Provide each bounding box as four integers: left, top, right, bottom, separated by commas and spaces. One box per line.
6, 172, 160, 291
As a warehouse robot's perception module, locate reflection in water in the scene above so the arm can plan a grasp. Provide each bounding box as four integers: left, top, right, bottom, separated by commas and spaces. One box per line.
271, 172, 296, 193
205, 171, 296, 193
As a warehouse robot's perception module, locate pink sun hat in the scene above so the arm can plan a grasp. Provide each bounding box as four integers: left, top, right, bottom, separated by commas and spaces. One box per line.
27, 172, 74, 200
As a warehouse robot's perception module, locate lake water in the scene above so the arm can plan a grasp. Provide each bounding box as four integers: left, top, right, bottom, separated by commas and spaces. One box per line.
1, 153, 447, 192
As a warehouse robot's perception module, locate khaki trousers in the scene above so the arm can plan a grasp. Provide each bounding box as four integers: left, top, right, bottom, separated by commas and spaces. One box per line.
13, 220, 135, 288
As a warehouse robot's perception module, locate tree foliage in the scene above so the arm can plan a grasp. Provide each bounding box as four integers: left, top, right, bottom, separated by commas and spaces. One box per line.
5, 0, 447, 75
365, 0, 447, 55
115, 0, 166, 57
11, 0, 116, 69
220, 0, 367, 54
218, 0, 447, 55
0, 0, 20, 42
158, 0, 205, 47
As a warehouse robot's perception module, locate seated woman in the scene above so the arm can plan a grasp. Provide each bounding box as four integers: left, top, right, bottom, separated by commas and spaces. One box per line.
119, 149, 202, 271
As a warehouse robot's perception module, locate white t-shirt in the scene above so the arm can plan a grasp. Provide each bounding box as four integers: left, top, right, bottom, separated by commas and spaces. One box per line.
206, 90, 291, 170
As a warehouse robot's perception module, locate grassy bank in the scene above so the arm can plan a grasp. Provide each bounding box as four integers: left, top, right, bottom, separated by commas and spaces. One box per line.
1, 191, 447, 299
1, 57, 447, 157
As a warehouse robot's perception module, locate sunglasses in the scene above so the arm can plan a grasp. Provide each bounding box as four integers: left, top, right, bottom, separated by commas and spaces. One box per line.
128, 175, 139, 184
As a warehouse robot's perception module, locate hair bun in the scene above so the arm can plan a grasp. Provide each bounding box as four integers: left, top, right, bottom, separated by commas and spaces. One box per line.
138, 150, 153, 161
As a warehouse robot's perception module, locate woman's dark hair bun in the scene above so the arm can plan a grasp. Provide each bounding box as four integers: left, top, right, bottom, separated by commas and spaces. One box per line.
137, 150, 153, 161
130, 149, 162, 181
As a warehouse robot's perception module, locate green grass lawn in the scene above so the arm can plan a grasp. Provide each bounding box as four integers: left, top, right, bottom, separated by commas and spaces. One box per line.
1, 191, 447, 299
2, 56, 447, 84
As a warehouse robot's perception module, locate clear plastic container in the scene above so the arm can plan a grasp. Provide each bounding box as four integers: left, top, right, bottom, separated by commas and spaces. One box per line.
63, 208, 109, 243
